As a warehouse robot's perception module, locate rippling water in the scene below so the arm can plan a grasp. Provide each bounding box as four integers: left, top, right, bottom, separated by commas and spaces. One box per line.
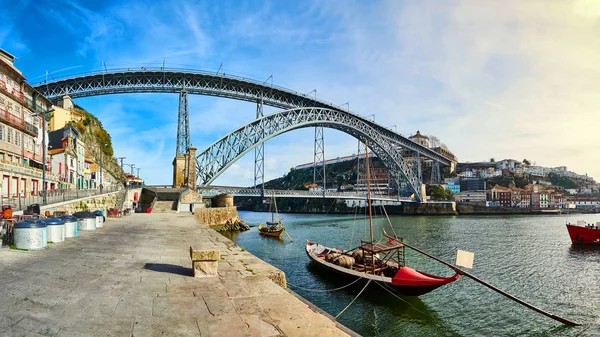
225, 211, 600, 336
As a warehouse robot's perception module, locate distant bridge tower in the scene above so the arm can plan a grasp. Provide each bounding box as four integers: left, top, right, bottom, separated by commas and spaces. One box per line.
176, 91, 190, 155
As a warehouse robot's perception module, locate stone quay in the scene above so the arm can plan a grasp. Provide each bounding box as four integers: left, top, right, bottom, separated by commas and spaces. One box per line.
0, 212, 354, 336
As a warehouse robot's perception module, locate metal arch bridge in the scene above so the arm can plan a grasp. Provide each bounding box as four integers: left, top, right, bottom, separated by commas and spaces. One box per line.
197, 107, 439, 201
200, 186, 413, 202
32, 67, 453, 202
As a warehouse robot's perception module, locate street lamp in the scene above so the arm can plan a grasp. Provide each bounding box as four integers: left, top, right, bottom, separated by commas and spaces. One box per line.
40, 105, 54, 205
94, 143, 108, 193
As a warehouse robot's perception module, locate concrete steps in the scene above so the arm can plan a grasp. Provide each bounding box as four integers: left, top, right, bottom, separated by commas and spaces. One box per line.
152, 200, 177, 213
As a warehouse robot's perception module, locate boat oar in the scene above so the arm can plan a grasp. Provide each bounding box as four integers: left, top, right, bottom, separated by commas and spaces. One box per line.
276, 219, 293, 242
401, 240, 580, 327
283, 227, 294, 242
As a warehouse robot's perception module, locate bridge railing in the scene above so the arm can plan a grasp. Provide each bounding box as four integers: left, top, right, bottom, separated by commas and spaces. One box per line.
198, 188, 413, 202
1, 185, 123, 211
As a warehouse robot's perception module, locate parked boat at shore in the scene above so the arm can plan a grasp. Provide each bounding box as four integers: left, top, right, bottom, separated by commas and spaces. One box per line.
566, 220, 600, 245
306, 141, 459, 296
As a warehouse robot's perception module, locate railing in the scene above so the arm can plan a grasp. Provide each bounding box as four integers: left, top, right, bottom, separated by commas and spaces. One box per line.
0, 161, 60, 181
198, 187, 413, 202
0, 107, 38, 136
24, 121, 38, 136
11, 88, 24, 102
1, 185, 123, 211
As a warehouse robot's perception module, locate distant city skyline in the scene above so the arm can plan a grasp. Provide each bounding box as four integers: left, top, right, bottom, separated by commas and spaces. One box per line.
1, 0, 599, 185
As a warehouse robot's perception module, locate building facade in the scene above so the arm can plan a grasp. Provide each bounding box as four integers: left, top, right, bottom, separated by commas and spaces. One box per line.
0, 48, 60, 199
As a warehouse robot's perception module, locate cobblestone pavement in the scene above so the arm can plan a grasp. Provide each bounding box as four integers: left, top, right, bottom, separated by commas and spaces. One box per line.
0, 213, 351, 337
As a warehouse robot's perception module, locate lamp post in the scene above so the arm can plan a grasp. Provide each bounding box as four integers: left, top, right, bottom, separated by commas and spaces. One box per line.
40, 105, 54, 205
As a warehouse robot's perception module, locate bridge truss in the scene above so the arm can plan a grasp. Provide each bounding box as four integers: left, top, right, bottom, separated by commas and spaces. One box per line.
33, 68, 453, 201
196, 108, 451, 202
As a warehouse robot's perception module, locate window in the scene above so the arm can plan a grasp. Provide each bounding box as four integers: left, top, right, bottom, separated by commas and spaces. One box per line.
32, 179, 38, 196
15, 132, 19, 146
20, 178, 26, 197
0, 124, 3, 141
7, 128, 12, 143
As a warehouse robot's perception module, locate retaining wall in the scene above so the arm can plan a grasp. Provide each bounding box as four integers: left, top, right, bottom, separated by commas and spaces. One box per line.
195, 206, 238, 226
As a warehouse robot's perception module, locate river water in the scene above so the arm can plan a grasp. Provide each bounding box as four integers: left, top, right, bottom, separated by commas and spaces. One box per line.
226, 211, 600, 336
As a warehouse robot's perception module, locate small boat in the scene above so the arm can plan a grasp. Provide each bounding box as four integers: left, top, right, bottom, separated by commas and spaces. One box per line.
259, 195, 286, 238
306, 141, 459, 296
566, 220, 600, 245
258, 221, 284, 237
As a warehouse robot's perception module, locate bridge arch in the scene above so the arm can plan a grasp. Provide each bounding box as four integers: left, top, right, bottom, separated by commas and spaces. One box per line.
32, 68, 451, 165
197, 107, 426, 201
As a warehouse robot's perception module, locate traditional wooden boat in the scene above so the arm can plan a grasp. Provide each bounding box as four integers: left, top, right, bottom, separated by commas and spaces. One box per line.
306, 239, 460, 296
258, 195, 287, 239
566, 220, 600, 245
258, 221, 284, 237
306, 141, 459, 296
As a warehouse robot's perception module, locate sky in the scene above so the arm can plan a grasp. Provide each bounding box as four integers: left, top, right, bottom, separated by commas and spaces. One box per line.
1, 0, 599, 185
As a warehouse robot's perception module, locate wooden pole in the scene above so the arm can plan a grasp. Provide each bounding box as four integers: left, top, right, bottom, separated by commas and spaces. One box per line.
398, 239, 580, 326
365, 141, 374, 275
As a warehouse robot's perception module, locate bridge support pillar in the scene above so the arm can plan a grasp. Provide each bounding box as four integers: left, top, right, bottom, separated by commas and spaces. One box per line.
431, 161, 441, 185
313, 126, 325, 196
173, 146, 197, 189
254, 97, 264, 190
176, 91, 190, 156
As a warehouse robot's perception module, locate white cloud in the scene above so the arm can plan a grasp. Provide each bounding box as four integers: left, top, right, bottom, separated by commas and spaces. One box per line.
9, 0, 600, 184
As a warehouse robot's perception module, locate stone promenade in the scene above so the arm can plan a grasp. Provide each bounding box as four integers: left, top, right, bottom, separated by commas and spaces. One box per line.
0, 213, 352, 336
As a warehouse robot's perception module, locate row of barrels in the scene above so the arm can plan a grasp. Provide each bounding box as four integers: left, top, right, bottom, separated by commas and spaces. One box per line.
13, 211, 105, 250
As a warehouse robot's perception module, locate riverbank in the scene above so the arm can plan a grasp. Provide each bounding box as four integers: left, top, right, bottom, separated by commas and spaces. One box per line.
236, 197, 582, 216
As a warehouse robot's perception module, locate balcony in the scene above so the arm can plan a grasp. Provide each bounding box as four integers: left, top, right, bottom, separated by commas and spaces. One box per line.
0, 106, 38, 137
23, 96, 35, 111
0, 161, 60, 182
11, 88, 24, 103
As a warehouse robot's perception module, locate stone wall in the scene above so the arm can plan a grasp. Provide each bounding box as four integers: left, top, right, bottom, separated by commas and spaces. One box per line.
457, 203, 562, 215
212, 193, 233, 208
403, 201, 457, 215
195, 206, 238, 227
13, 190, 124, 216
123, 188, 143, 210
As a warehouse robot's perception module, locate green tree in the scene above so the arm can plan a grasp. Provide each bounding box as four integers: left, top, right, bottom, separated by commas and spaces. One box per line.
523, 159, 531, 166
427, 184, 452, 200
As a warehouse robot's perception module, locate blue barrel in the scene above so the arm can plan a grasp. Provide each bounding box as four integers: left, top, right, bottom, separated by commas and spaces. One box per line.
73, 212, 96, 231
61, 215, 78, 238
44, 218, 65, 243
14, 220, 47, 250
93, 210, 104, 228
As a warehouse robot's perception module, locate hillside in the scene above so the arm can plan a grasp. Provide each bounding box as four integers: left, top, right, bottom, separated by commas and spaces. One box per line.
259, 157, 393, 190
67, 106, 126, 183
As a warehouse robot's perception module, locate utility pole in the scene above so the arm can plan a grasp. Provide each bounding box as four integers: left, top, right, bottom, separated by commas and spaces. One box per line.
117, 157, 126, 171
136, 168, 140, 177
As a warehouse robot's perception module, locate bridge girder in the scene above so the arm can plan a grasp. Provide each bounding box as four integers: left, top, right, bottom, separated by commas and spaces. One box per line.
196, 107, 429, 201
32, 68, 452, 166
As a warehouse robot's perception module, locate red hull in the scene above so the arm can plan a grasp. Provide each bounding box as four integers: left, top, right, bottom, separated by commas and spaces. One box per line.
566, 224, 600, 245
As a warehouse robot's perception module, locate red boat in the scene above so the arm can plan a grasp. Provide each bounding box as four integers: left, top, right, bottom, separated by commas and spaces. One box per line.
566, 220, 600, 245
306, 240, 460, 296
305, 141, 459, 296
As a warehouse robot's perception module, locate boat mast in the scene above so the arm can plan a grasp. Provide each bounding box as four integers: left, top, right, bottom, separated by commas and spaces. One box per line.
365, 141, 373, 243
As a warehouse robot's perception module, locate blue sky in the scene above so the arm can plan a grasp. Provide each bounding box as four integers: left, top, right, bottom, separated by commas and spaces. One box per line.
2, 0, 599, 185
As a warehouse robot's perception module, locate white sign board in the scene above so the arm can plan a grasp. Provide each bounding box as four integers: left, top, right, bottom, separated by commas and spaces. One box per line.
456, 249, 474, 269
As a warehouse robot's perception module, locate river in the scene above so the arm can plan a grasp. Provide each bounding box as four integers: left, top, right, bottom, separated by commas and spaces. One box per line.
225, 211, 600, 336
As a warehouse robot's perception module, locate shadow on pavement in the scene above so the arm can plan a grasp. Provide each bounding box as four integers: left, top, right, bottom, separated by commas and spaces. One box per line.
144, 263, 193, 276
